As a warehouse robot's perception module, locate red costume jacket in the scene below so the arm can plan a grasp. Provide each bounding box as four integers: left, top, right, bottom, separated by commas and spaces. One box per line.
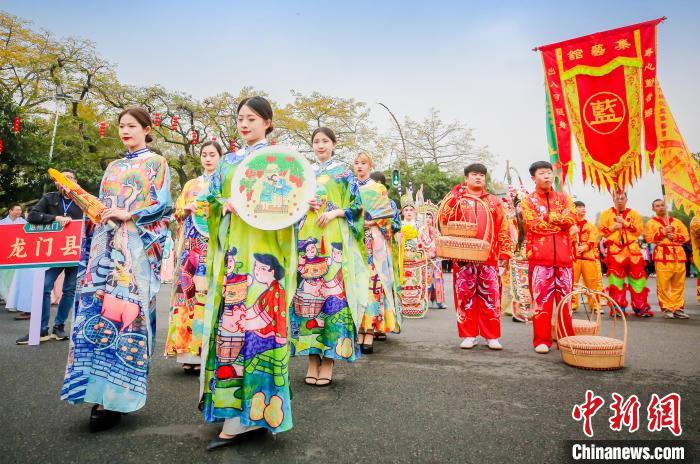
520, 189, 576, 266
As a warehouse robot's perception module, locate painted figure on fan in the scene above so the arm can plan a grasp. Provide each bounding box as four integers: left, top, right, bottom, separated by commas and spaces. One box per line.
598, 190, 652, 317
354, 156, 401, 354
396, 194, 430, 319
201, 97, 296, 450
644, 199, 690, 319
520, 161, 575, 354
440, 163, 512, 350
419, 208, 446, 309
570, 201, 604, 313
165, 141, 222, 374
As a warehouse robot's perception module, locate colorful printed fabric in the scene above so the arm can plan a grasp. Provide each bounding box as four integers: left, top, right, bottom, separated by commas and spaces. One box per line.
419, 219, 445, 305
530, 264, 573, 348
61, 151, 172, 413
359, 180, 401, 333
201, 142, 297, 434
165, 175, 212, 359
509, 245, 533, 322
397, 222, 429, 318
454, 263, 500, 339
290, 160, 368, 362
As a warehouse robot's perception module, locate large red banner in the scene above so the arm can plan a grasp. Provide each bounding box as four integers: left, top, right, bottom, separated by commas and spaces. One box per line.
537, 18, 663, 190
0, 220, 83, 269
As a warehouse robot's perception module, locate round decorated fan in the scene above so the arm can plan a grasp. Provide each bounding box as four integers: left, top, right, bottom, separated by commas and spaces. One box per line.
230, 145, 316, 230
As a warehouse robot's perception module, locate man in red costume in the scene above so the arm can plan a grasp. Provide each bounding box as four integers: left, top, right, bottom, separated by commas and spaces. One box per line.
441, 163, 512, 350
520, 161, 576, 354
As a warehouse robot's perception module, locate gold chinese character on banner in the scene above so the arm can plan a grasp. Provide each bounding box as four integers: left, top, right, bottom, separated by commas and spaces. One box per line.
567, 48, 584, 61
555, 108, 565, 116
645, 108, 654, 118
644, 47, 654, 57
35, 237, 53, 257
591, 44, 606, 56
590, 98, 623, 126
646, 93, 654, 103
644, 63, 656, 72
547, 67, 556, 76
553, 93, 561, 102
9, 238, 27, 258
550, 81, 559, 89
645, 78, 656, 88
60, 236, 80, 256
615, 39, 631, 51
558, 121, 568, 130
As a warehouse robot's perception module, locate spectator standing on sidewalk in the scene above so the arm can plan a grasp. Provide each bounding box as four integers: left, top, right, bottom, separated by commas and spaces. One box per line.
16, 170, 84, 345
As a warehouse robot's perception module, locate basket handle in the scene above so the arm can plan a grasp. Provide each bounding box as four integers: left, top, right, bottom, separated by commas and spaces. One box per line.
436, 191, 494, 244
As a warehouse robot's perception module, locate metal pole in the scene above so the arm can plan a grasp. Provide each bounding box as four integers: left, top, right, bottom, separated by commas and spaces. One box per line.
44, 98, 61, 193
377, 102, 411, 178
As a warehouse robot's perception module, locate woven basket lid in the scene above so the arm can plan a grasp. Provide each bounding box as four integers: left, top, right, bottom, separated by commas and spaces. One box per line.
572, 320, 598, 328
558, 335, 623, 351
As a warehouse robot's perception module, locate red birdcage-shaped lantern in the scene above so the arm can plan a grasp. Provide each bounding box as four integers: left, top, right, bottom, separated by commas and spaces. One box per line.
99, 121, 106, 138
436, 189, 493, 263
12, 116, 21, 134
191, 130, 198, 145
172, 115, 179, 131
154, 112, 161, 127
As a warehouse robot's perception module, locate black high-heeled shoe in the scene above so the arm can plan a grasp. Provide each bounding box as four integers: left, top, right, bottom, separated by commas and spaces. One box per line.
360, 343, 374, 354
89, 404, 122, 433
207, 428, 268, 451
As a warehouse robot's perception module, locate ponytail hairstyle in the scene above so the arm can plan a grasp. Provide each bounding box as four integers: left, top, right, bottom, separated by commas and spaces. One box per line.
312, 127, 337, 156
118, 107, 154, 143
237, 96, 274, 135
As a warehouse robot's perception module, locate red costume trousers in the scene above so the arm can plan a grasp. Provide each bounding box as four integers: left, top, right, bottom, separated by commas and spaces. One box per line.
453, 262, 501, 339
529, 264, 574, 348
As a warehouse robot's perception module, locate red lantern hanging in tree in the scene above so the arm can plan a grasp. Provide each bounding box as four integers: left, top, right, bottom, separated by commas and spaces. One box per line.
99, 121, 106, 138
154, 112, 161, 127
0, 138, 4, 154
191, 130, 198, 145
172, 115, 179, 131
12, 116, 20, 134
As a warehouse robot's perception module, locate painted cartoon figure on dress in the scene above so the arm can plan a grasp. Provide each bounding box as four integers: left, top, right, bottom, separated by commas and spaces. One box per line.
216, 248, 251, 374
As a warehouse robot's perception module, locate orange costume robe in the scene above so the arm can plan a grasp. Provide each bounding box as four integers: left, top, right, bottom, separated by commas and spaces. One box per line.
691, 216, 700, 303
571, 220, 603, 310
598, 207, 651, 316
644, 217, 689, 313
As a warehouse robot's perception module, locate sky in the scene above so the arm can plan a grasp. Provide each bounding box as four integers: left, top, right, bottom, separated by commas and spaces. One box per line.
3, 0, 699, 217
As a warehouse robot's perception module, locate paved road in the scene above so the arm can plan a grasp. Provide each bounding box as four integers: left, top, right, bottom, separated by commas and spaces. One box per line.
1, 275, 698, 463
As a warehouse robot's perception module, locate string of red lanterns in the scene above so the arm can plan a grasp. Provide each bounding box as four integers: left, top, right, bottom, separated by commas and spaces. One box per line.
191, 130, 198, 145
171, 114, 179, 131
99, 121, 106, 138
12, 116, 20, 134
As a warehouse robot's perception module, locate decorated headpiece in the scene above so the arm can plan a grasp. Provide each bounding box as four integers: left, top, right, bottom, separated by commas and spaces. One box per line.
400, 192, 415, 210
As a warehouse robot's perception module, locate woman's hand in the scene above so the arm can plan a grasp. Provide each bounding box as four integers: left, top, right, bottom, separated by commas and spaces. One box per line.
316, 209, 343, 229
364, 219, 376, 228
101, 208, 131, 224
183, 202, 197, 215
222, 198, 238, 216
308, 198, 321, 212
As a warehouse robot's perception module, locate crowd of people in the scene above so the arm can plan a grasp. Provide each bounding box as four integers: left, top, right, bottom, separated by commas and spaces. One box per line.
1, 96, 697, 451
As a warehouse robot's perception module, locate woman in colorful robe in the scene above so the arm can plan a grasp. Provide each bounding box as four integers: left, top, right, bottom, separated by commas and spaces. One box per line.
60, 108, 172, 432
397, 194, 429, 318
419, 209, 446, 309
290, 127, 368, 386
165, 141, 222, 373
354, 155, 401, 354
200, 96, 297, 451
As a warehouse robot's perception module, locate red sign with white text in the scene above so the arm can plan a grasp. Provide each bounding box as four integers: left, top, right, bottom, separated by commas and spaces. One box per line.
0, 220, 83, 269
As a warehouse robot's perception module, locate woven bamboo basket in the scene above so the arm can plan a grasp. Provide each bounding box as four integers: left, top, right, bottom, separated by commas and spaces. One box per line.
551, 286, 601, 341
555, 289, 627, 371
436, 194, 493, 263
